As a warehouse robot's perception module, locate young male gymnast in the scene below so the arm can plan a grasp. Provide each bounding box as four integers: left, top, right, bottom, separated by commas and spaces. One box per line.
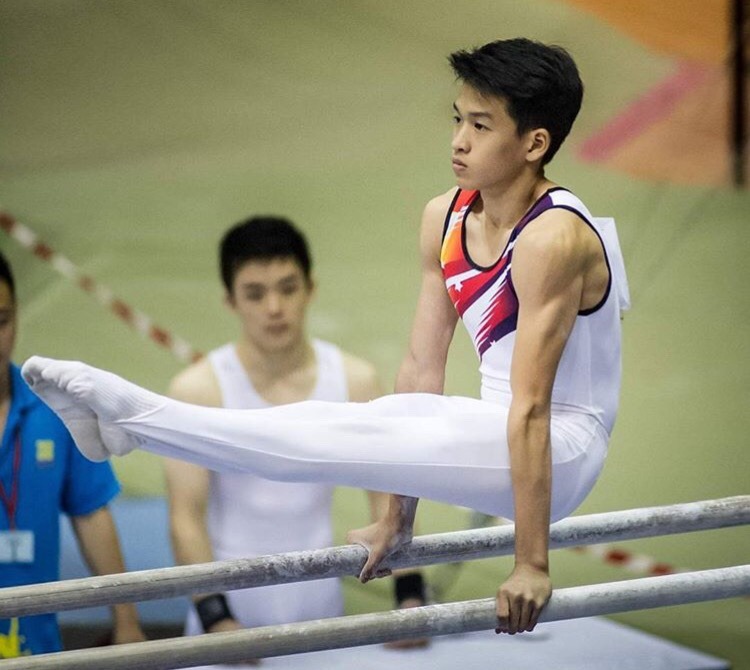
21, 38, 624, 637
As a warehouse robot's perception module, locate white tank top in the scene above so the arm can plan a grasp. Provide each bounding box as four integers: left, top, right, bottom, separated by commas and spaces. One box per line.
185, 339, 348, 635
441, 187, 629, 435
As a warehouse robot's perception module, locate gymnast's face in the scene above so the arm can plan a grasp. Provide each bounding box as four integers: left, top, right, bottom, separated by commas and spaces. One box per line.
226, 257, 313, 353
451, 84, 549, 190
0, 281, 17, 374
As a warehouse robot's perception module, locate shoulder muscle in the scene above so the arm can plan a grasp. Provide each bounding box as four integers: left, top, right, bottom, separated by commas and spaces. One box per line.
341, 351, 382, 402
420, 188, 458, 264
512, 210, 591, 299
168, 358, 222, 407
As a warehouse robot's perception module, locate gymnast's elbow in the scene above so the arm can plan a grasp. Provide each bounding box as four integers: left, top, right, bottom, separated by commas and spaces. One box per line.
394, 351, 445, 395
508, 397, 552, 443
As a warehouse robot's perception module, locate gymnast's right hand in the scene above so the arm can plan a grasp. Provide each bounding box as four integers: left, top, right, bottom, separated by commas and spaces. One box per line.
346, 517, 413, 583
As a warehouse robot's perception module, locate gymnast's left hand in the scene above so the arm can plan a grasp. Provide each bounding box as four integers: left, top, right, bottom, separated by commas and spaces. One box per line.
495, 563, 551, 634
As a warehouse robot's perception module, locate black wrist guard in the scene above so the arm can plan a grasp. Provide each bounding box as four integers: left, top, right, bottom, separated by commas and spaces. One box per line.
394, 573, 426, 605
195, 593, 233, 632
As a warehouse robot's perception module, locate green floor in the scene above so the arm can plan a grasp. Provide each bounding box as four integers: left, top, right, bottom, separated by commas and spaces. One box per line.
1, 1, 748, 666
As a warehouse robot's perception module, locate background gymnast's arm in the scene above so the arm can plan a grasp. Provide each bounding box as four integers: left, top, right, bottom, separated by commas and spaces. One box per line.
163, 361, 261, 664
163, 359, 223, 606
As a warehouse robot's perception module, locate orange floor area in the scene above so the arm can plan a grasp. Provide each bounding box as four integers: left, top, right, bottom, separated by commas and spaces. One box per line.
562, 0, 730, 63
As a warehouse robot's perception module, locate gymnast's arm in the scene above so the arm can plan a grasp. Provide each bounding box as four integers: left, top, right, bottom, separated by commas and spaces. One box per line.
70, 506, 147, 644
164, 360, 220, 575
497, 210, 590, 635
162, 362, 252, 643
348, 191, 458, 582
395, 190, 459, 395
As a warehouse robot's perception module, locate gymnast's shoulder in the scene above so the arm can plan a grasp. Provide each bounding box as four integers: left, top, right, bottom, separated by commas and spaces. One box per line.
340, 350, 383, 403
419, 188, 459, 252
167, 356, 222, 407
422, 188, 458, 226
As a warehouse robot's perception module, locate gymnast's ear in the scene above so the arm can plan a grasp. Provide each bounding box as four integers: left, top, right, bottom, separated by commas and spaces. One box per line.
306, 274, 317, 298
525, 128, 551, 164
224, 290, 238, 311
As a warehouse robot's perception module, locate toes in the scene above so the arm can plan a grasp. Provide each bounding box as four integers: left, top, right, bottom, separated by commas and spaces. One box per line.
22, 358, 85, 400
21, 356, 53, 387
20, 357, 116, 462
42, 361, 89, 394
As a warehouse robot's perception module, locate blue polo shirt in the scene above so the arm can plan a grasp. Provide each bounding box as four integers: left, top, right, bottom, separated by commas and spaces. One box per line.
0, 364, 120, 657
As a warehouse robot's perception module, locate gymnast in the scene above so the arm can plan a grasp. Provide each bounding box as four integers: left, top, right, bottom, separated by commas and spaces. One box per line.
21, 38, 625, 637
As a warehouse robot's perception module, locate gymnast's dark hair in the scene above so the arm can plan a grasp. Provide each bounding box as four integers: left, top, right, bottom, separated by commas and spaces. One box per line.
449, 38, 583, 165
219, 216, 312, 292
0, 250, 16, 301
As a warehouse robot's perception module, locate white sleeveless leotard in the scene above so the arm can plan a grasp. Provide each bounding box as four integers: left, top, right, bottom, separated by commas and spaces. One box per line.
440, 187, 627, 435
185, 339, 348, 643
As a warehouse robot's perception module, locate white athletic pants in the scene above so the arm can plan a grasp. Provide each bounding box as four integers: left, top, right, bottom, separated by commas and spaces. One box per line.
119, 392, 608, 519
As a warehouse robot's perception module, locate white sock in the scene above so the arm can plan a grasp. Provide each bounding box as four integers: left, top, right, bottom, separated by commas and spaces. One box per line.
21, 356, 167, 461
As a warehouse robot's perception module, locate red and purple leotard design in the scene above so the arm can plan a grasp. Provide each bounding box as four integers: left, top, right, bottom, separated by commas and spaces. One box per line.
439, 186, 622, 434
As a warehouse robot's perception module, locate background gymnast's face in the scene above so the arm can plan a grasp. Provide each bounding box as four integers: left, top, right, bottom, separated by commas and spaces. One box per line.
226, 257, 313, 353
451, 84, 538, 191
0, 281, 17, 373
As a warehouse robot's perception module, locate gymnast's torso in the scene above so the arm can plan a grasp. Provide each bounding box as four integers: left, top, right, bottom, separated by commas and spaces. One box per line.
185, 339, 347, 635
440, 187, 624, 435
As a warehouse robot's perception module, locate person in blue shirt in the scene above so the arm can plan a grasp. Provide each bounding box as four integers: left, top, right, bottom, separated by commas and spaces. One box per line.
0, 251, 145, 658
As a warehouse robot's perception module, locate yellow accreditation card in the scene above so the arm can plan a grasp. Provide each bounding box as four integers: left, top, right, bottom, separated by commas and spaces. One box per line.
0, 618, 30, 658
35, 439, 55, 464
0, 530, 34, 563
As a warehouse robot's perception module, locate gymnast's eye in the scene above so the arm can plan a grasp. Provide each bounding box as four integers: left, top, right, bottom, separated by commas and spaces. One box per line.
0, 310, 14, 327
277, 277, 302, 295
244, 289, 265, 301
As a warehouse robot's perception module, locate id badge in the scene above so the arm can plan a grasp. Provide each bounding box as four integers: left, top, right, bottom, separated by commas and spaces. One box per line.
0, 530, 34, 563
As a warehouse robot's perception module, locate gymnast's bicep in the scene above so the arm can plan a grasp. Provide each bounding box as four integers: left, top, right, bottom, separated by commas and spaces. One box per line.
509, 215, 586, 408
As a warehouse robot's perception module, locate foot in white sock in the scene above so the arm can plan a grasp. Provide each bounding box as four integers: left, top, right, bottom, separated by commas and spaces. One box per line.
21, 356, 166, 461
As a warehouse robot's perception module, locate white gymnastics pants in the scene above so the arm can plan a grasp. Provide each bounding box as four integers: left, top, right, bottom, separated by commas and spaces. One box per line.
122, 392, 607, 520
21, 358, 608, 519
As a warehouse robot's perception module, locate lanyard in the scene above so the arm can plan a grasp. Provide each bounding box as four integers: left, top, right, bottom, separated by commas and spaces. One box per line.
0, 429, 21, 530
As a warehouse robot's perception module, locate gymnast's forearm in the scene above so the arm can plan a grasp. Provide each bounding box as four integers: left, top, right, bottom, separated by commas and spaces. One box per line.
507, 404, 552, 571
394, 348, 446, 396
